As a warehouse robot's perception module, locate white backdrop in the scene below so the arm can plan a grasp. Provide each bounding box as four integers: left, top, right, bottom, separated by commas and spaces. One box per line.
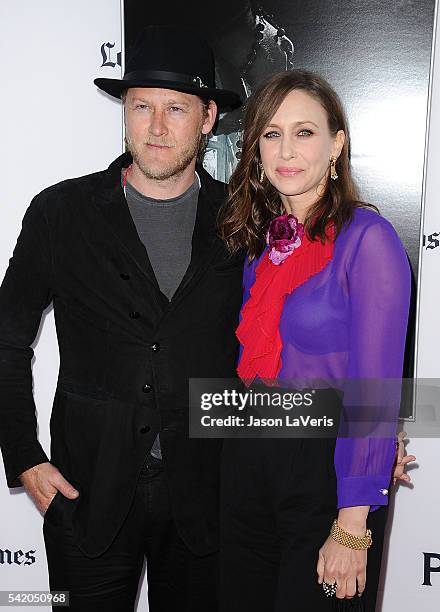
379, 3, 440, 609
0, 0, 136, 609
0, 1, 439, 610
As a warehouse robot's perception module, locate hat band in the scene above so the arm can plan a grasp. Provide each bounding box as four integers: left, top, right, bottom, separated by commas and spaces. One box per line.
123, 69, 210, 89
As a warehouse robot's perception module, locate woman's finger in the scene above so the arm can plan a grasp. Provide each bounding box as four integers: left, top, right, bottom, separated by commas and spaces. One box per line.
357, 569, 367, 597
401, 454, 416, 464
397, 431, 407, 461
397, 431, 407, 443
345, 575, 357, 599
323, 574, 339, 597
334, 576, 346, 599
316, 552, 325, 584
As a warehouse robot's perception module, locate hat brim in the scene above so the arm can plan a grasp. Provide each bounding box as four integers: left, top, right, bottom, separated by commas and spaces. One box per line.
94, 77, 242, 111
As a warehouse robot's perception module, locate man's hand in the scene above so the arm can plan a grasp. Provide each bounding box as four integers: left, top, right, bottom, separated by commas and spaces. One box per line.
19, 462, 79, 515
393, 431, 416, 486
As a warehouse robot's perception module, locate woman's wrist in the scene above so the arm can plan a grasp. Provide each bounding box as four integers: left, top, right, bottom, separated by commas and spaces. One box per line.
337, 506, 370, 536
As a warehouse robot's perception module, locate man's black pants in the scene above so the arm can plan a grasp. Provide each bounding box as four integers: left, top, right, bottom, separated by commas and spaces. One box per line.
43, 462, 218, 611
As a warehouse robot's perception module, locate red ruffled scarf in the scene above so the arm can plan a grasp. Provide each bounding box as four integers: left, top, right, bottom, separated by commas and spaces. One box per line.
236, 230, 334, 384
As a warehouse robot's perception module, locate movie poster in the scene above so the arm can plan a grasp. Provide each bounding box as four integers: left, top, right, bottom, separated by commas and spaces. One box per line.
123, 0, 438, 414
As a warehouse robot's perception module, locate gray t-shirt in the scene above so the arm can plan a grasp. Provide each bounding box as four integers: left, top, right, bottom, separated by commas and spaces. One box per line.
124, 172, 200, 461
125, 176, 199, 300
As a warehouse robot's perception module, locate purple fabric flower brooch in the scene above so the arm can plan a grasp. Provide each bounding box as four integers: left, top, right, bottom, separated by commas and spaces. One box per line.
266, 213, 305, 265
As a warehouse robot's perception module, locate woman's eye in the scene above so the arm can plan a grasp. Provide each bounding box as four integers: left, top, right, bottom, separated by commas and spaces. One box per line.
298, 129, 313, 137
262, 131, 280, 139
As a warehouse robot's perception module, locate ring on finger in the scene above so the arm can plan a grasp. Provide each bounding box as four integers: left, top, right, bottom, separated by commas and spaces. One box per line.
322, 580, 338, 597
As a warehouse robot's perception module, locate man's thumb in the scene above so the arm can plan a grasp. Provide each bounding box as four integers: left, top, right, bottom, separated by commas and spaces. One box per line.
57, 477, 79, 499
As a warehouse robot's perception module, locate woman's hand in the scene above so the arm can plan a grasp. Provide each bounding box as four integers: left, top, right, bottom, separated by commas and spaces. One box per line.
317, 536, 367, 599
393, 431, 416, 486
317, 506, 369, 599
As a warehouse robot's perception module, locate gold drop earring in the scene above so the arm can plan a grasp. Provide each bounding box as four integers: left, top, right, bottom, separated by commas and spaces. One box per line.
259, 162, 265, 182
330, 156, 338, 180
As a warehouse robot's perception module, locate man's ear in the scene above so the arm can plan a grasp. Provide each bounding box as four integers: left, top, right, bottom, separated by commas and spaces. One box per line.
202, 100, 218, 135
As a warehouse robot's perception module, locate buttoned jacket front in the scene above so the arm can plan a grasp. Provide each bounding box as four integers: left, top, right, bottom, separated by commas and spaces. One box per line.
0, 152, 244, 558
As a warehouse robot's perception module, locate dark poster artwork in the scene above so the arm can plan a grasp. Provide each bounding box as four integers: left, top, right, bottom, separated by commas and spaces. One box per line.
124, 0, 438, 414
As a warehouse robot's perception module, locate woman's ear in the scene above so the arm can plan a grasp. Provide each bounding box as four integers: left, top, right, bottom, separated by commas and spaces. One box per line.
333, 130, 345, 159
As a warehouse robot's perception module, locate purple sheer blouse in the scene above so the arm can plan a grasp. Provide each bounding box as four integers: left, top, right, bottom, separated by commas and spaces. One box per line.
239, 208, 411, 511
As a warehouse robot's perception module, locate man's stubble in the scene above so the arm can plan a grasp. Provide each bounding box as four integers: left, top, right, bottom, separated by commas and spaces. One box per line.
124, 125, 203, 182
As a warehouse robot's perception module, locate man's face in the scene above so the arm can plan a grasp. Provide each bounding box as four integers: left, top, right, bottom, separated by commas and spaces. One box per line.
124, 87, 216, 180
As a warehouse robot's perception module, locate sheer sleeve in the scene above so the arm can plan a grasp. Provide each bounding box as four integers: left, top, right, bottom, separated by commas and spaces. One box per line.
335, 217, 411, 511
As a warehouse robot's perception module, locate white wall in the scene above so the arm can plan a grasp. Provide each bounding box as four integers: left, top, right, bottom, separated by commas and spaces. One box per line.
379, 5, 440, 610
0, 1, 126, 609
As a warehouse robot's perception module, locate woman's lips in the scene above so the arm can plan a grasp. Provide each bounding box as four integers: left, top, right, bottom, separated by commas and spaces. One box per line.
276, 167, 304, 177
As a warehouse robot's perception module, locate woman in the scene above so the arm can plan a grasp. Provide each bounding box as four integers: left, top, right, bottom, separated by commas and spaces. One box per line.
219, 70, 412, 611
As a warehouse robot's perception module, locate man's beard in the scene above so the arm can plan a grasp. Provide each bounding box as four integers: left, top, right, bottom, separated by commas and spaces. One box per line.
125, 131, 202, 181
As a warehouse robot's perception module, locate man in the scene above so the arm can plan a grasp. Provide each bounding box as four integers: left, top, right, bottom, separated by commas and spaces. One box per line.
0, 25, 243, 611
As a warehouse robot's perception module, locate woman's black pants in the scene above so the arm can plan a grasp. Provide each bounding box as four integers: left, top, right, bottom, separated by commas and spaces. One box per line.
220, 438, 388, 612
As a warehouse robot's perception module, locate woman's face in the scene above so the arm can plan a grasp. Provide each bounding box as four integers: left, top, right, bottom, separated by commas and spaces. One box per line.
258, 90, 345, 206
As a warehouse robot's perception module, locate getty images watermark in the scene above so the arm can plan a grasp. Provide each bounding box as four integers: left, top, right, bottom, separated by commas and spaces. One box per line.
189, 378, 440, 439
189, 379, 344, 438
199, 387, 335, 429
0, 592, 69, 606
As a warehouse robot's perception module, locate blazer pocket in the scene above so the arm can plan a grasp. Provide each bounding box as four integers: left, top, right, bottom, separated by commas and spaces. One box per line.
43, 490, 63, 524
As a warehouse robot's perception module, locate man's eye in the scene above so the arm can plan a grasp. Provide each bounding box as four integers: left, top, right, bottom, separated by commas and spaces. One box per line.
170, 106, 184, 112
262, 131, 280, 138
135, 104, 147, 109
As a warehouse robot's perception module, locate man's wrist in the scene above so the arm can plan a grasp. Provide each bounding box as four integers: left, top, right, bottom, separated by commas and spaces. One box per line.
19, 461, 49, 483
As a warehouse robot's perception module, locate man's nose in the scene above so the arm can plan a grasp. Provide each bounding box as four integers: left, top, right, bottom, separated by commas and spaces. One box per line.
149, 111, 167, 137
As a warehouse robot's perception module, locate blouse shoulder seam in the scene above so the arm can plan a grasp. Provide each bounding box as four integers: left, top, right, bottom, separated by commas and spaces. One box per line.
345, 213, 396, 276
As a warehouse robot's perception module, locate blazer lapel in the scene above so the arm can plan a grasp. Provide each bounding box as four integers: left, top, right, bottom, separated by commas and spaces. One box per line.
93, 153, 163, 295
170, 167, 224, 308
93, 154, 225, 309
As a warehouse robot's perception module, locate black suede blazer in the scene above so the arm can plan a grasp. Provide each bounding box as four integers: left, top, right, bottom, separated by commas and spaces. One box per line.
0, 152, 244, 558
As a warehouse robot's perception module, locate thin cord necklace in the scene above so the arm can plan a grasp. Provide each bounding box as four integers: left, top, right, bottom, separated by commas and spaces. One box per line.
122, 164, 132, 197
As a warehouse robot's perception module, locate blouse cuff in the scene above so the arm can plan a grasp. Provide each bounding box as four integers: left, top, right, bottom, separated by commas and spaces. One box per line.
337, 475, 392, 511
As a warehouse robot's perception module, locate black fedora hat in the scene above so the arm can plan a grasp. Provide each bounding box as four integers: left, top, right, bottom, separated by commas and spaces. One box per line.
94, 25, 242, 111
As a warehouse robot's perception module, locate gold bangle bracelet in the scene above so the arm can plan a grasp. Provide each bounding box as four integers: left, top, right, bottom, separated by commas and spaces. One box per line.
330, 519, 373, 550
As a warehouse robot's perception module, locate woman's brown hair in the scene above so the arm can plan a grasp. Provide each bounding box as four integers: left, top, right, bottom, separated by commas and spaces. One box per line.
219, 70, 373, 260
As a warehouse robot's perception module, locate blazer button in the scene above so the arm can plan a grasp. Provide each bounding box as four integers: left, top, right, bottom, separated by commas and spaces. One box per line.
151, 342, 160, 352
129, 311, 140, 319
120, 273, 130, 280
139, 425, 151, 434
142, 384, 153, 393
